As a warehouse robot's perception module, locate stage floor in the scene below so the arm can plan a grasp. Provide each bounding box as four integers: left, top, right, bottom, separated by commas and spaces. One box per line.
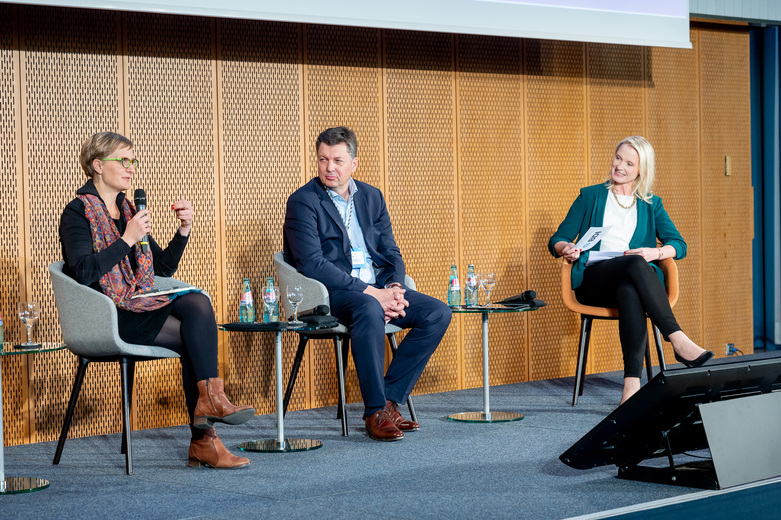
1, 355, 779, 519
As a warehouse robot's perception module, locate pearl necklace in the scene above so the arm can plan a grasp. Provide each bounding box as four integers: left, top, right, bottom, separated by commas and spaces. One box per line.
612, 188, 636, 210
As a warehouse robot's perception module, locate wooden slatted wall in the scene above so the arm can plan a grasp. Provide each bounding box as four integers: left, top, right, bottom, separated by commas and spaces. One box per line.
0, 4, 753, 445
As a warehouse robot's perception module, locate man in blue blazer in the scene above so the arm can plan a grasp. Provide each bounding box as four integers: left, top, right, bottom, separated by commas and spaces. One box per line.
283, 127, 451, 442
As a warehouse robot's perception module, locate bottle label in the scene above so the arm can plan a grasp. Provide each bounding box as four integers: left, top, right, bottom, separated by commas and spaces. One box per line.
467, 275, 477, 287
240, 291, 253, 305
450, 278, 460, 290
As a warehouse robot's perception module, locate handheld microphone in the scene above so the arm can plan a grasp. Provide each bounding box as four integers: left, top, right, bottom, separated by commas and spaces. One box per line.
499, 290, 537, 306
297, 305, 329, 318
518, 290, 536, 302
134, 188, 149, 253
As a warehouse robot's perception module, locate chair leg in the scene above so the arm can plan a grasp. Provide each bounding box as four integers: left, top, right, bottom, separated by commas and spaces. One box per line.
335, 337, 350, 421
653, 325, 667, 371
334, 336, 348, 436
283, 335, 309, 418
53, 356, 90, 465
644, 341, 654, 382
573, 317, 593, 406
386, 333, 418, 423
341, 337, 350, 376
121, 360, 135, 456
119, 357, 133, 476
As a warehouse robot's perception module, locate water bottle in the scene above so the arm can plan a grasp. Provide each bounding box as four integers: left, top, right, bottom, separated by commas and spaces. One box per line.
465, 264, 478, 307
263, 277, 279, 323
239, 278, 255, 322
447, 265, 461, 307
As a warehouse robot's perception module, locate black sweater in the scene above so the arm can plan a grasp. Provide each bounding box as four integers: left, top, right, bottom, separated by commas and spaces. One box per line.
59, 179, 189, 291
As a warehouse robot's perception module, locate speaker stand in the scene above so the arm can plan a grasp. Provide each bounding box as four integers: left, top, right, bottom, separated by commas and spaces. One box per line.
618, 460, 718, 490
616, 430, 718, 490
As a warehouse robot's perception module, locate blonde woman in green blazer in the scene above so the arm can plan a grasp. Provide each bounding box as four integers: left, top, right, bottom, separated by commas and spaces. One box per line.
550, 136, 713, 404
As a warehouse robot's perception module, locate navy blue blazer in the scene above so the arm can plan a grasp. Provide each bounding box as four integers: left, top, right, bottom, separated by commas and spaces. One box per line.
283, 177, 406, 293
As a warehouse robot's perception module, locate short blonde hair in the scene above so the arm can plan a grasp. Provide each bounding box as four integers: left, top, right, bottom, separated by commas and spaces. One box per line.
79, 132, 133, 178
606, 135, 655, 203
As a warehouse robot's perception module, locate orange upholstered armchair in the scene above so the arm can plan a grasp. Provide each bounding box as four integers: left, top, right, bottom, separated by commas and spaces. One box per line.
561, 257, 678, 406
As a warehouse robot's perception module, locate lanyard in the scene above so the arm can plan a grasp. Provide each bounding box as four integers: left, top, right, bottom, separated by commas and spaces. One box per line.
330, 191, 356, 237
343, 195, 355, 234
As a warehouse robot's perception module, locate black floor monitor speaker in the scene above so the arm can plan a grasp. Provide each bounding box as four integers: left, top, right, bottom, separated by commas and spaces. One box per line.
560, 355, 781, 489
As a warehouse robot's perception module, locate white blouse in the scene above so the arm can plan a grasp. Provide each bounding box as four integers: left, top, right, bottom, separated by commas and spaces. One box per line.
600, 191, 637, 252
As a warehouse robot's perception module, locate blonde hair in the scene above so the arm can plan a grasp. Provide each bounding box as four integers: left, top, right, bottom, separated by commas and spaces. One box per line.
606, 135, 655, 203
79, 132, 133, 178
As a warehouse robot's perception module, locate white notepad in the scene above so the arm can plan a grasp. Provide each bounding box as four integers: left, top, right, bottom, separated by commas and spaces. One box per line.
585, 251, 624, 266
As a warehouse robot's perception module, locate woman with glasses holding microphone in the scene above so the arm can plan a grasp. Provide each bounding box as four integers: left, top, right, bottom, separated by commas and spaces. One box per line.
59, 131, 254, 469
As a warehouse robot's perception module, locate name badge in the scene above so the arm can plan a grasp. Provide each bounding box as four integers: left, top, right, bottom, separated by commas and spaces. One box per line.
351, 248, 367, 268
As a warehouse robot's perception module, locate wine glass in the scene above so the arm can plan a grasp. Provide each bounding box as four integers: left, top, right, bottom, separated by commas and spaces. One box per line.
479, 273, 496, 307
18, 301, 40, 347
286, 285, 304, 326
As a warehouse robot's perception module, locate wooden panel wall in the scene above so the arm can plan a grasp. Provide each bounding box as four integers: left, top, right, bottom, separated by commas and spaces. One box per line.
647, 32, 704, 363
0, 5, 754, 446
698, 26, 754, 356
384, 29, 460, 394
526, 40, 588, 381
457, 35, 526, 388
19, 5, 125, 442
218, 19, 303, 415
0, 4, 27, 444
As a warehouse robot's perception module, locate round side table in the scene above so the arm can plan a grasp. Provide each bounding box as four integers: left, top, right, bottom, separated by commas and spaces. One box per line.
0, 342, 66, 494
448, 306, 537, 423
219, 322, 335, 453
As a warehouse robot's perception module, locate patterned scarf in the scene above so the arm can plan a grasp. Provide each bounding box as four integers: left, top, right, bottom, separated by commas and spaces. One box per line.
78, 194, 171, 313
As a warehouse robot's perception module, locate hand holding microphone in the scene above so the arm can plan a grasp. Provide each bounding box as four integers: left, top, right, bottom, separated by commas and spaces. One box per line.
133, 189, 150, 253
121, 188, 151, 250
126, 190, 194, 251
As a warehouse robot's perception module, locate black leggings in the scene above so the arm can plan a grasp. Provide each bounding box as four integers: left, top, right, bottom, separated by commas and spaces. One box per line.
575, 255, 680, 378
153, 292, 219, 424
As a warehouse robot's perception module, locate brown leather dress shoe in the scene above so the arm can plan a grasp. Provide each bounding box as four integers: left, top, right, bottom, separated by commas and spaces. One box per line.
385, 400, 420, 431
364, 410, 404, 441
188, 429, 250, 469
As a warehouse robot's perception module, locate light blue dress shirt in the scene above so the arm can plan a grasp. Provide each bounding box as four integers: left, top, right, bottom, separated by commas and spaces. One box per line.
326, 178, 376, 285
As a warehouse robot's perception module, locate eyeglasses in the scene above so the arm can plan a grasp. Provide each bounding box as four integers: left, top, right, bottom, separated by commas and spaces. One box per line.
101, 157, 139, 169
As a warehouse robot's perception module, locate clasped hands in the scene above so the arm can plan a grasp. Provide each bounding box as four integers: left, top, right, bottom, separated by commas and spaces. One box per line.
364, 284, 409, 324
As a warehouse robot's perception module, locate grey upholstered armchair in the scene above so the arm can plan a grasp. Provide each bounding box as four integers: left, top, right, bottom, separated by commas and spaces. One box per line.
273, 252, 418, 436
49, 261, 197, 474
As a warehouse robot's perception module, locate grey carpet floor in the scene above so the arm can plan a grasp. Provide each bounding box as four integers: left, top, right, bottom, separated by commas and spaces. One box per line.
0, 371, 726, 520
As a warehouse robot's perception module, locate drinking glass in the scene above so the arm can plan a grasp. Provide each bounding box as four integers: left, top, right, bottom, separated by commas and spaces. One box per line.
264, 285, 280, 317
465, 276, 479, 307
479, 273, 496, 307
18, 301, 40, 347
286, 285, 304, 326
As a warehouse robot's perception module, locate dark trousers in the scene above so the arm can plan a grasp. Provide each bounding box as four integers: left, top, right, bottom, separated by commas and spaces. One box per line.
153, 292, 220, 428
575, 255, 680, 378
329, 287, 452, 415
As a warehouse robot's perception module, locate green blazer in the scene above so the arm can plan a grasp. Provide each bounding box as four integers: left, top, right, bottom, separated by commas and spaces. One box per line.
548, 183, 686, 290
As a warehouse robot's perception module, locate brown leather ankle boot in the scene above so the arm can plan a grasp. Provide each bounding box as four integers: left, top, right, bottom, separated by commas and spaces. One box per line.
188, 429, 250, 469
193, 377, 255, 429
